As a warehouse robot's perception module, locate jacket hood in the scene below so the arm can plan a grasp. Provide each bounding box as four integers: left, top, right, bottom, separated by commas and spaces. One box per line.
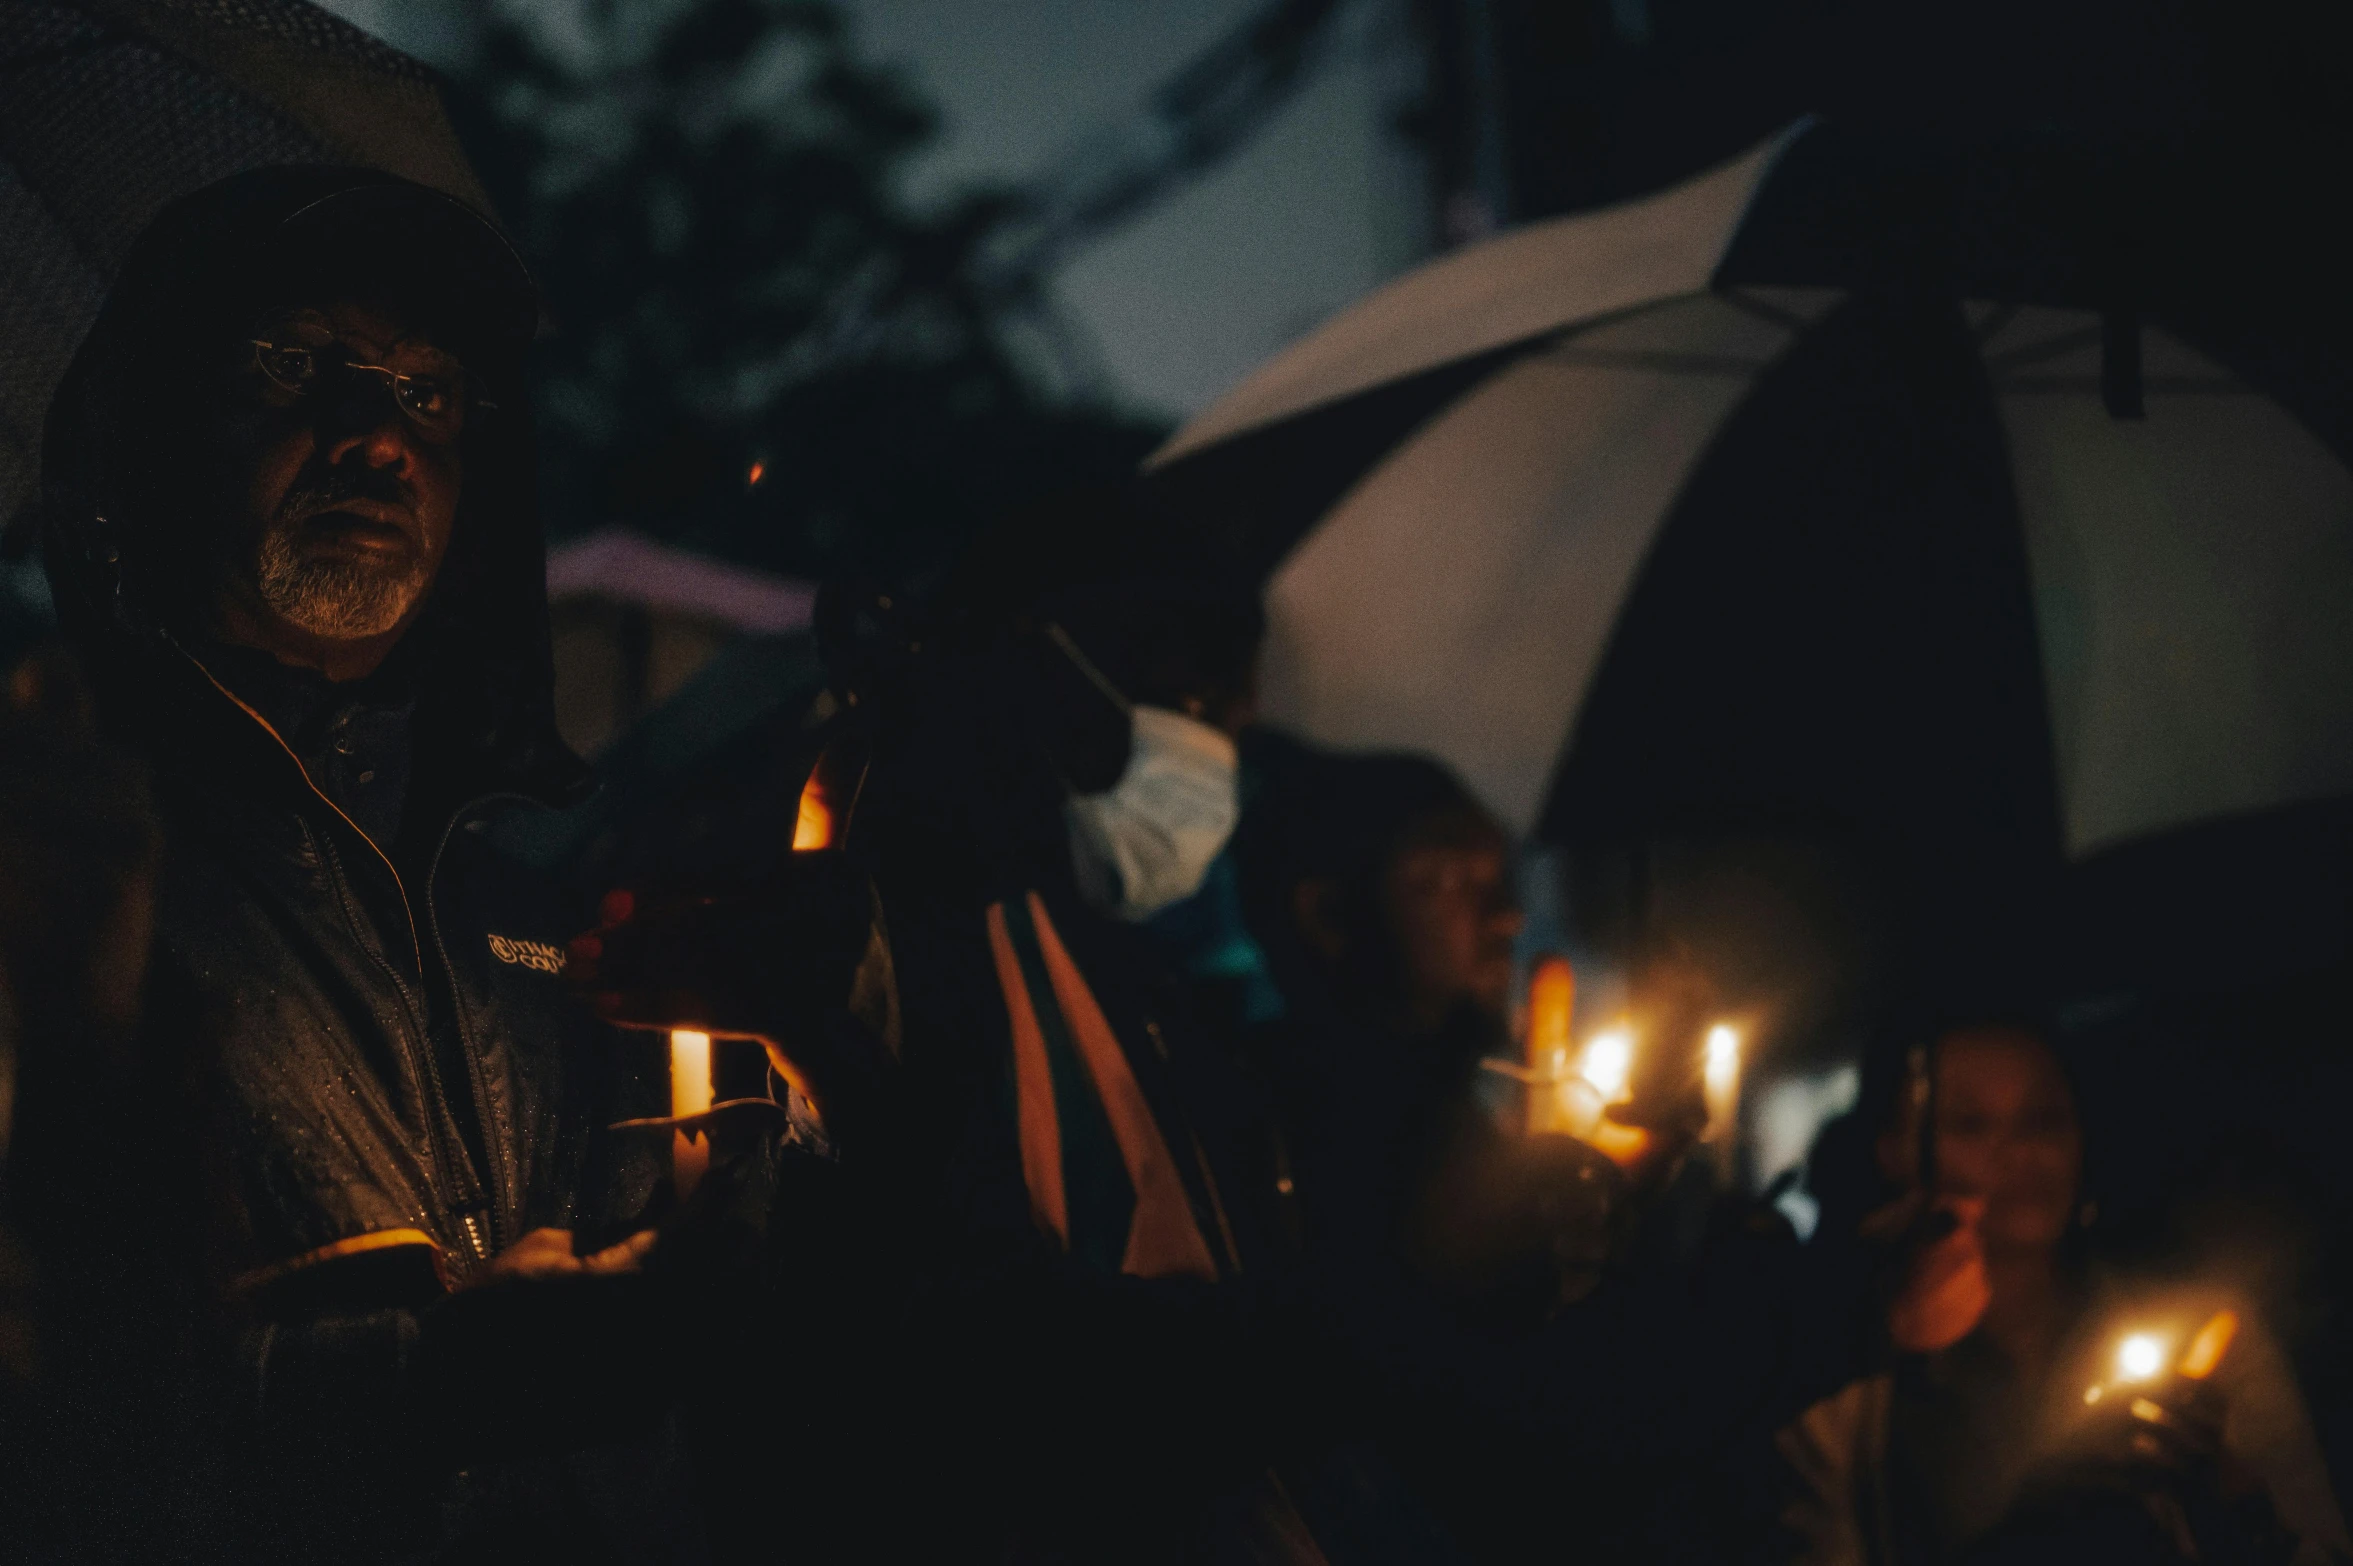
39, 165, 587, 810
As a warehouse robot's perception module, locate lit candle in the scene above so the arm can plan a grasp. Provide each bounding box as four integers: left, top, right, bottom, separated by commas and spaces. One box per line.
2179, 1309, 2239, 1380
1581, 1028, 1633, 1102
2116, 1332, 2167, 1382
1526, 957, 1575, 1134
1703, 1023, 1741, 1142
670, 1028, 713, 1197
2084, 1313, 2239, 1406
1577, 1026, 1645, 1166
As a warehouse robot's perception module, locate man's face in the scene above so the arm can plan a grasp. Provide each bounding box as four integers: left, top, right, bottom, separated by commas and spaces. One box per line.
1378, 822, 1523, 1031
213, 298, 464, 652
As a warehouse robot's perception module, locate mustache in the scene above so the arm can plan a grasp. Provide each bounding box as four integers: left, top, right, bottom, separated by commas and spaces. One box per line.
275, 462, 415, 525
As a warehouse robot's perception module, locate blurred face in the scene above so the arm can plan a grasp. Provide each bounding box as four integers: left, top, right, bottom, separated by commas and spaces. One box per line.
210, 298, 462, 670
1378, 819, 1523, 1032
1932, 1028, 2083, 1254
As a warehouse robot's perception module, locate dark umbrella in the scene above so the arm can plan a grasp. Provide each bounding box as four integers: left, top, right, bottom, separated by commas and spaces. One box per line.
1147, 121, 2353, 872
0, 0, 487, 531
1144, 116, 2353, 1143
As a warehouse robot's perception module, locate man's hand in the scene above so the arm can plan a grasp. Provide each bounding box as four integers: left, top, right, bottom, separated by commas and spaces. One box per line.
468, 1226, 657, 1287
566, 854, 875, 1039
567, 854, 897, 1140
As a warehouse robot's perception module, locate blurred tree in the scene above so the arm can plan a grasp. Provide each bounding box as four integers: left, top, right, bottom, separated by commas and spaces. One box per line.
435, 0, 1163, 589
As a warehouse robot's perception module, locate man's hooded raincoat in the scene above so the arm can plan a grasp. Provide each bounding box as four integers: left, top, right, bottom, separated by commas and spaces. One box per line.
35, 166, 665, 1546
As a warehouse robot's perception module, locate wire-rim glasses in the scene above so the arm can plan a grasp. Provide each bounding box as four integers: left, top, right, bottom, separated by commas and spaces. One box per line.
246, 337, 490, 444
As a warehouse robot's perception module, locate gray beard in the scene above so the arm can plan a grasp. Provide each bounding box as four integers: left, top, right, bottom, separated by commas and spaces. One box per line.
250, 525, 430, 640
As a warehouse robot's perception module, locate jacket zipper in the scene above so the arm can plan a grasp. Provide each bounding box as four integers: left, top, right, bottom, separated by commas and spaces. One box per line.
310, 829, 481, 1261
423, 794, 534, 1257
180, 647, 501, 1268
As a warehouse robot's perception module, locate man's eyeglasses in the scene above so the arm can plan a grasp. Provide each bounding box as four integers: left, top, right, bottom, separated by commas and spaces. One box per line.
246, 338, 489, 444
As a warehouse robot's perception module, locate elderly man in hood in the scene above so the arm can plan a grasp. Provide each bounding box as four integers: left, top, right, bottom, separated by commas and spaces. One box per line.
37, 167, 675, 1553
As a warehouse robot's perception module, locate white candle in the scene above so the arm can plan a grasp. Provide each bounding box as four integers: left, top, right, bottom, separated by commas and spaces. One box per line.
1704, 1024, 1741, 1139
670, 1028, 713, 1196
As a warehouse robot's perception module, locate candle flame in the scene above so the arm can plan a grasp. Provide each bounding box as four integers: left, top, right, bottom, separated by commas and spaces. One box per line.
1705, 1024, 1740, 1090
2179, 1310, 2239, 1380
1581, 1028, 1633, 1102
792, 773, 833, 850
747, 461, 767, 487
2116, 1333, 2167, 1382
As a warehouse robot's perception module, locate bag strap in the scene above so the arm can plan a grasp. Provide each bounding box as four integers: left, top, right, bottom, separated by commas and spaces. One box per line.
986, 894, 1219, 1281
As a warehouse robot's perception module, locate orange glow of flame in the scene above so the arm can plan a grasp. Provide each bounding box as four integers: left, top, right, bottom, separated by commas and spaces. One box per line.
2179, 1310, 2240, 1380
747, 461, 767, 487
1524, 958, 1586, 1136
1527, 956, 1575, 1068
1588, 1116, 1651, 1168
792, 773, 833, 851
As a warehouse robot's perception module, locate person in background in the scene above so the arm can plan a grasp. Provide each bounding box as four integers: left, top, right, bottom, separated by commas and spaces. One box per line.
36, 166, 684, 1558
0, 649, 194, 1562
1778, 1022, 2350, 1565
569, 488, 1318, 1560
1242, 748, 1871, 1565
858, 489, 1324, 1561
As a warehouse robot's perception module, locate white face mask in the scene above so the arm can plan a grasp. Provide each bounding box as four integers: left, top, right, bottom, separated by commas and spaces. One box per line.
1065, 705, 1240, 922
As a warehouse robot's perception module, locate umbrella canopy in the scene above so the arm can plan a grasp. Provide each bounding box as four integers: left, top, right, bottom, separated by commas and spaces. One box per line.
1148, 124, 2353, 865
0, 0, 487, 531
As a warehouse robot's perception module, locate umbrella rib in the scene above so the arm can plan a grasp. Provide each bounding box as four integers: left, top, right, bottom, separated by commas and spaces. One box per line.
1972, 303, 2020, 345
1983, 324, 2104, 372
1532, 291, 1715, 353
1717, 288, 1814, 333
1995, 375, 2244, 396
1540, 346, 1776, 376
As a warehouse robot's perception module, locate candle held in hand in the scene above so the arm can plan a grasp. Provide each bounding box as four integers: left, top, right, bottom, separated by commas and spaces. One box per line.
671, 1028, 713, 1197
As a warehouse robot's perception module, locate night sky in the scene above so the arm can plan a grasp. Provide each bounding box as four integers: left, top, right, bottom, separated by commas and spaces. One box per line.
325, 0, 1434, 421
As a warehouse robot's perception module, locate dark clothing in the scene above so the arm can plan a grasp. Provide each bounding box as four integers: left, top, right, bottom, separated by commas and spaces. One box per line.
36, 167, 665, 1556
884, 877, 1314, 1560
851, 636, 1323, 1560
1267, 980, 1880, 1564
134, 636, 645, 1288
1778, 1278, 2350, 1566
200, 641, 418, 851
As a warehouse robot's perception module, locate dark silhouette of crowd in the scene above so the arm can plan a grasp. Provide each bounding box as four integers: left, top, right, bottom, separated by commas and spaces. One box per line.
2, 165, 2346, 1566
